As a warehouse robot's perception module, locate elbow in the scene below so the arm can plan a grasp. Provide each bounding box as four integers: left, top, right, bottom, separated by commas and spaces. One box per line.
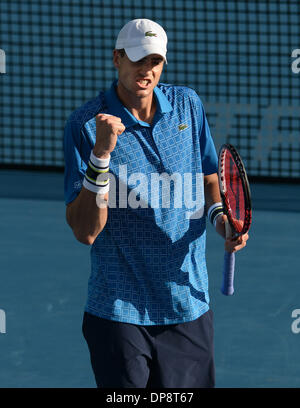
74, 230, 97, 246
72, 223, 105, 245
65, 207, 104, 245
66, 212, 98, 245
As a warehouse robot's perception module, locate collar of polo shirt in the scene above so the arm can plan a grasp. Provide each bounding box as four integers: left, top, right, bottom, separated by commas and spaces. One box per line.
104, 80, 173, 128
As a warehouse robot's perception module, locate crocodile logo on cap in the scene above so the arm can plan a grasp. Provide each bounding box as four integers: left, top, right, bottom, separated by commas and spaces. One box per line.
145, 31, 157, 37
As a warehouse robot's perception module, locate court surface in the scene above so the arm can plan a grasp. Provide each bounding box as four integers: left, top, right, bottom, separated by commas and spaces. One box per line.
0, 170, 299, 388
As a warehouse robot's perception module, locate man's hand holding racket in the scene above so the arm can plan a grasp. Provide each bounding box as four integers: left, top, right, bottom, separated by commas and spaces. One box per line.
215, 215, 249, 253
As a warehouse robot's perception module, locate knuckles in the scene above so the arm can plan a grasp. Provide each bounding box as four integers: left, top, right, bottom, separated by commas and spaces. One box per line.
96, 113, 121, 123
96, 114, 124, 132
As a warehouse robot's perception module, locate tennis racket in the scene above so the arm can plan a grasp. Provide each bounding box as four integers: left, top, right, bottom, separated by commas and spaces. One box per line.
218, 143, 252, 296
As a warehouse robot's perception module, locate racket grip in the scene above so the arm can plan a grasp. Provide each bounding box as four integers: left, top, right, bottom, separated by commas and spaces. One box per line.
221, 251, 235, 295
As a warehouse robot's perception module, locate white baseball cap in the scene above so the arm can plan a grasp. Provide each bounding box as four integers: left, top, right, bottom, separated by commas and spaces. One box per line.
115, 19, 168, 63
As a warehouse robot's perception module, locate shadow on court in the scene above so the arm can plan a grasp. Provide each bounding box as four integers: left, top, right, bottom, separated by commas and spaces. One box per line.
0, 169, 299, 387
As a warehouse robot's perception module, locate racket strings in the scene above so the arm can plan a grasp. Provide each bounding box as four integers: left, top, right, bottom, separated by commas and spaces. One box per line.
224, 152, 246, 234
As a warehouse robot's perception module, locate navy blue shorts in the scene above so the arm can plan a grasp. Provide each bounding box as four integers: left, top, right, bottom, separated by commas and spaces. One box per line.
82, 310, 215, 388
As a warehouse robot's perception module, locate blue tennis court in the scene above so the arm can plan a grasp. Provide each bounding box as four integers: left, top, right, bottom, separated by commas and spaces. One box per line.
0, 170, 299, 388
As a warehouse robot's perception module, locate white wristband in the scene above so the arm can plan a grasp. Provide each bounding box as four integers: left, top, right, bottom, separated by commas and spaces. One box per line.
83, 151, 111, 194
207, 202, 224, 227
90, 151, 110, 168
83, 178, 110, 194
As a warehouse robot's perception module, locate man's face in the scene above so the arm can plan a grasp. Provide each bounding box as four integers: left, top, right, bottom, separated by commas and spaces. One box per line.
113, 51, 164, 101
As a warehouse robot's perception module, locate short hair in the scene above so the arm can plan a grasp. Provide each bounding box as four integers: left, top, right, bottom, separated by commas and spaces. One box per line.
116, 48, 125, 57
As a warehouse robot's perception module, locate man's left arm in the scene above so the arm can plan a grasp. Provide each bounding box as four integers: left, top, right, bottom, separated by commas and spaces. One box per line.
204, 173, 249, 253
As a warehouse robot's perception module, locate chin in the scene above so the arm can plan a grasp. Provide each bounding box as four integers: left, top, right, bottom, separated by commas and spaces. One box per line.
135, 87, 153, 97
135, 90, 150, 97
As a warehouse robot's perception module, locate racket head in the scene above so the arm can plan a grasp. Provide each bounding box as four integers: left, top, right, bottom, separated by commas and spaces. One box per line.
218, 143, 252, 236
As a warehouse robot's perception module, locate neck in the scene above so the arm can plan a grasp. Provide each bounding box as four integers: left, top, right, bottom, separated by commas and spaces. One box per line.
116, 84, 156, 124
130, 98, 156, 124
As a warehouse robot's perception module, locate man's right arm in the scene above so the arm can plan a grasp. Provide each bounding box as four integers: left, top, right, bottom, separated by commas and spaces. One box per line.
66, 187, 109, 245
66, 114, 125, 245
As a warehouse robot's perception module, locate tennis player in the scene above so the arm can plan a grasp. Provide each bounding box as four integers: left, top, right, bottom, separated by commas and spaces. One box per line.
64, 19, 248, 388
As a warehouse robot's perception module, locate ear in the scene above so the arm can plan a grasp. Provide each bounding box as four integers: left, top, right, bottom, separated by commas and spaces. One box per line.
113, 50, 120, 69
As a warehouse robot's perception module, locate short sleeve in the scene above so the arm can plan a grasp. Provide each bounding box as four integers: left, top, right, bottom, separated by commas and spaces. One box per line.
198, 100, 218, 175
63, 118, 87, 205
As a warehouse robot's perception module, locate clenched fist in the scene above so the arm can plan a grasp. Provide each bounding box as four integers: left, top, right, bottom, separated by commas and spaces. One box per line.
93, 114, 125, 158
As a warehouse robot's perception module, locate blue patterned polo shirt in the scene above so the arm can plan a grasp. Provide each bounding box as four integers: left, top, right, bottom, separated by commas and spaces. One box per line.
64, 80, 218, 325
